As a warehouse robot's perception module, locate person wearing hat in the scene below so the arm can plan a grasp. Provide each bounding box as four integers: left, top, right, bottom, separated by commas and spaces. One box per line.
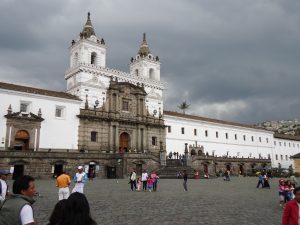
0, 170, 10, 203
72, 166, 87, 194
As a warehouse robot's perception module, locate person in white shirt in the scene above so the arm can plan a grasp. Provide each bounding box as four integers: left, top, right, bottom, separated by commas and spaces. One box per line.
0, 175, 37, 225
0, 170, 10, 203
141, 170, 148, 191
72, 166, 88, 194
129, 169, 137, 191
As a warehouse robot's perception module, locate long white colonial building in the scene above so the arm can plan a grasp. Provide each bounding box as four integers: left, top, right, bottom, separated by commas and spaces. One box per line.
0, 13, 299, 171
164, 111, 300, 169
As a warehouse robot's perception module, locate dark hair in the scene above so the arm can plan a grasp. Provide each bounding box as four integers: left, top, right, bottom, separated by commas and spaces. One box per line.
13, 175, 35, 194
48, 199, 67, 225
59, 192, 97, 225
293, 187, 300, 195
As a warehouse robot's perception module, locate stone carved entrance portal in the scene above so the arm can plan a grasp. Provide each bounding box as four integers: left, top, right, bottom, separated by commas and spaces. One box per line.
14, 130, 30, 151
119, 132, 130, 153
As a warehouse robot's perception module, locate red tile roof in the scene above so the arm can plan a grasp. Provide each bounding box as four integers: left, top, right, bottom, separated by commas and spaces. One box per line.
0, 81, 81, 101
163, 110, 268, 131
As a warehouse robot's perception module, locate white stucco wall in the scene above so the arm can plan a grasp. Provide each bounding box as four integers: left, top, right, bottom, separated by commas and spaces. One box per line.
0, 88, 81, 151
164, 114, 277, 164
272, 138, 300, 169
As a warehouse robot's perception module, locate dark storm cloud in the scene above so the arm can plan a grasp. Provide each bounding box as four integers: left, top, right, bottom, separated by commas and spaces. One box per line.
0, 0, 300, 124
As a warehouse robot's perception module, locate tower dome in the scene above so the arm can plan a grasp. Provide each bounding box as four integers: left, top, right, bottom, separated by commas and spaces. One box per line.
138, 33, 151, 57
80, 12, 96, 39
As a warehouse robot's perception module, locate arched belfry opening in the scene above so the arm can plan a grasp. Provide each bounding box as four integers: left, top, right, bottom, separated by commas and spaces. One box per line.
149, 68, 155, 80
91, 52, 97, 65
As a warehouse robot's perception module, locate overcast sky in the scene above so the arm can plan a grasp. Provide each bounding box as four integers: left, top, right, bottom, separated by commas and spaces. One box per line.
0, 0, 300, 124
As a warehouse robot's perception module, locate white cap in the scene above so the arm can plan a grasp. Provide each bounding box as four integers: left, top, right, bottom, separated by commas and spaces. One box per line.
78, 166, 83, 170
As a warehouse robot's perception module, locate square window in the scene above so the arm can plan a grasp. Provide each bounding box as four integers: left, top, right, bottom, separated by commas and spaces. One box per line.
122, 100, 129, 111
20, 102, 30, 113
275, 154, 278, 160
194, 129, 197, 136
167, 126, 171, 133
56, 108, 62, 117
251, 136, 254, 142
216, 132, 218, 138
280, 155, 283, 160
181, 127, 185, 134
235, 134, 237, 140
55, 106, 65, 118
91, 131, 97, 142
243, 135, 246, 141
225, 133, 228, 139
259, 137, 261, 142
205, 130, 208, 137
266, 138, 269, 143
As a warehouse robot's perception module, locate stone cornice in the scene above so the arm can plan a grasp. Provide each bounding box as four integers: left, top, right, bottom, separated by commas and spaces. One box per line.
77, 109, 166, 128
64, 63, 165, 89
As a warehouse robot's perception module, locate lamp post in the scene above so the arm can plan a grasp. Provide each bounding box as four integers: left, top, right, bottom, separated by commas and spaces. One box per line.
94, 100, 99, 114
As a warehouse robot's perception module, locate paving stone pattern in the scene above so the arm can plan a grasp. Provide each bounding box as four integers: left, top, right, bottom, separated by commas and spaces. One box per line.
16, 177, 282, 225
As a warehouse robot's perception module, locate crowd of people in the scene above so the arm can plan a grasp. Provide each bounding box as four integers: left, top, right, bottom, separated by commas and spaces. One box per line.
0, 166, 96, 225
4, 165, 300, 224
129, 169, 159, 192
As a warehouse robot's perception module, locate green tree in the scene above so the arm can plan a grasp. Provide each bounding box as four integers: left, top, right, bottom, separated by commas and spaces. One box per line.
178, 101, 190, 114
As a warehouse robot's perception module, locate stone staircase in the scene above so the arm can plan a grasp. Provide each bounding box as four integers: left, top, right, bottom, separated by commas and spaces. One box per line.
156, 159, 194, 179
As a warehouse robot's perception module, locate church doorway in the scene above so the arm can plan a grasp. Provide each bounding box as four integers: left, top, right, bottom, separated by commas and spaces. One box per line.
239, 164, 244, 175
226, 164, 231, 171
119, 132, 130, 153
136, 164, 142, 176
88, 162, 96, 178
13, 164, 24, 180
106, 166, 116, 178
14, 130, 30, 151
53, 164, 63, 178
203, 164, 208, 174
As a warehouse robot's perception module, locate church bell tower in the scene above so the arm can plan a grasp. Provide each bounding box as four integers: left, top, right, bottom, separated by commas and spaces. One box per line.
65, 13, 108, 108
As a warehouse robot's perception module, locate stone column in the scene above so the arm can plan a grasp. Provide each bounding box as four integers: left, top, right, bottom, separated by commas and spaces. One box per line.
160, 141, 166, 166
36, 127, 41, 151
5, 124, 12, 150
136, 125, 140, 152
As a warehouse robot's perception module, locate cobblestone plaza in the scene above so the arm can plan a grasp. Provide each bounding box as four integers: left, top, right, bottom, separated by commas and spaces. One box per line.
12, 177, 282, 225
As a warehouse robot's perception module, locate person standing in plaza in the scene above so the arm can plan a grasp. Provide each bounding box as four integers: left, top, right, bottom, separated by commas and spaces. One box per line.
72, 166, 87, 194
183, 170, 188, 191
282, 186, 300, 225
129, 169, 137, 191
263, 173, 270, 189
151, 171, 158, 192
56, 171, 71, 200
256, 173, 264, 188
289, 174, 298, 188
0, 175, 37, 225
0, 169, 10, 203
142, 170, 148, 191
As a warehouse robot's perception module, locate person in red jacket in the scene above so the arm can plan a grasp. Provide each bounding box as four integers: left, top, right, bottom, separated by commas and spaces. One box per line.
282, 186, 300, 225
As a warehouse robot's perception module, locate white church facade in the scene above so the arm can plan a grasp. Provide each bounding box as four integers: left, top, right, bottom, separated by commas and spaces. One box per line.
0, 13, 299, 178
